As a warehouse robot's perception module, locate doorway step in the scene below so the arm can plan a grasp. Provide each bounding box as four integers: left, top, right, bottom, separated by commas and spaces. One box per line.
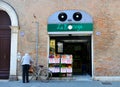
73, 75, 92, 81
51, 75, 92, 81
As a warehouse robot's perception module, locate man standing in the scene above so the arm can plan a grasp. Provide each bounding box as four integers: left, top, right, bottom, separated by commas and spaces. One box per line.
21, 53, 33, 83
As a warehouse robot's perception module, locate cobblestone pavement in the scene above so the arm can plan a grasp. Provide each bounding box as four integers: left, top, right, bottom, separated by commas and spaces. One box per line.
0, 80, 120, 87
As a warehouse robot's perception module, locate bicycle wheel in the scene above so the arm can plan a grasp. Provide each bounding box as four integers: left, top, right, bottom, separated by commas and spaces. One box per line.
29, 66, 38, 81
40, 67, 52, 80
39, 69, 49, 82
29, 72, 38, 81
48, 70, 52, 80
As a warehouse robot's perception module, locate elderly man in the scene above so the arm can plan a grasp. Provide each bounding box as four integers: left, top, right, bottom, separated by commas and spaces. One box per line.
21, 53, 33, 83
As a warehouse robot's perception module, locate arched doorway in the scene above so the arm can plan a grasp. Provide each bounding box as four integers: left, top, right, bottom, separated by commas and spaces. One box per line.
0, 10, 11, 79
0, 1, 19, 80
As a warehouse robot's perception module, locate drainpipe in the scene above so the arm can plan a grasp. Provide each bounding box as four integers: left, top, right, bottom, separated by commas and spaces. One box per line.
35, 22, 39, 67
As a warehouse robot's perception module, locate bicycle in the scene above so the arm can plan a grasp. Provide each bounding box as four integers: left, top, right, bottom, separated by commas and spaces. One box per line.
29, 65, 52, 82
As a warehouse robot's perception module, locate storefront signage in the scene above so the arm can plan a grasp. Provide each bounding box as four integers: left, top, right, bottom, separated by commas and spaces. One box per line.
47, 10, 93, 34
48, 23, 93, 32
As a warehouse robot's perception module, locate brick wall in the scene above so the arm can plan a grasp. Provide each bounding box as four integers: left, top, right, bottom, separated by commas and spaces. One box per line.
4, 0, 120, 76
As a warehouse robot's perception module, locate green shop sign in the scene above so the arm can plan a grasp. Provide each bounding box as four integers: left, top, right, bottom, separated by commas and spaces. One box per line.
47, 23, 93, 32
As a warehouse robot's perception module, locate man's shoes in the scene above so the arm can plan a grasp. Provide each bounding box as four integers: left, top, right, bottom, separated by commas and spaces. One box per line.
26, 81, 29, 83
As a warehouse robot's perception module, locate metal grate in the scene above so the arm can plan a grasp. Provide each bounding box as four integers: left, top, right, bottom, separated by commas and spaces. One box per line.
102, 82, 112, 85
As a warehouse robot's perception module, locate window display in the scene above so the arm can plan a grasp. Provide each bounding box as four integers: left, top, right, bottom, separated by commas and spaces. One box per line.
48, 54, 73, 77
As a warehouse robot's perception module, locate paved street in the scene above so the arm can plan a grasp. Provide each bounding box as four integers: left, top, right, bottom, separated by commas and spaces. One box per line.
0, 80, 120, 87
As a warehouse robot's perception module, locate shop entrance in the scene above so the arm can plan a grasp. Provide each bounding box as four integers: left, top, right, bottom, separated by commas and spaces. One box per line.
48, 10, 93, 78
50, 35, 92, 76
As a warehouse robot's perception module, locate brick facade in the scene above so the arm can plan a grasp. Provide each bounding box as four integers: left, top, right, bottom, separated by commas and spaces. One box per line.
1, 0, 120, 80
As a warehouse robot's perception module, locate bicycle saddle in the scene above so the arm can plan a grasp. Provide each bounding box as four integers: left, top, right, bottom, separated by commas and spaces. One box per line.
39, 65, 44, 68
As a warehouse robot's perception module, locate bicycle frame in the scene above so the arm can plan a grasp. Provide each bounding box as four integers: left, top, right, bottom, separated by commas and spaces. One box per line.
29, 65, 52, 82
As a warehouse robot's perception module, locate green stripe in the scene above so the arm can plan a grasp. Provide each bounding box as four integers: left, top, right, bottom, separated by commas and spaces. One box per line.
47, 23, 93, 32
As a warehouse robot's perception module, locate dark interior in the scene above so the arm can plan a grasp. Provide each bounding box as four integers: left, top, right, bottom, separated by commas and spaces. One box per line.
50, 36, 92, 76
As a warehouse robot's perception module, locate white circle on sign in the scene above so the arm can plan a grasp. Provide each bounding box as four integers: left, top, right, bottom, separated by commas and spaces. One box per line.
68, 25, 73, 30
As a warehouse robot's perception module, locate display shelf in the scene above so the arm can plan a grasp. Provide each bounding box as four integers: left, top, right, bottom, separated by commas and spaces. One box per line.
49, 67, 60, 73
49, 58, 60, 63
48, 54, 73, 77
